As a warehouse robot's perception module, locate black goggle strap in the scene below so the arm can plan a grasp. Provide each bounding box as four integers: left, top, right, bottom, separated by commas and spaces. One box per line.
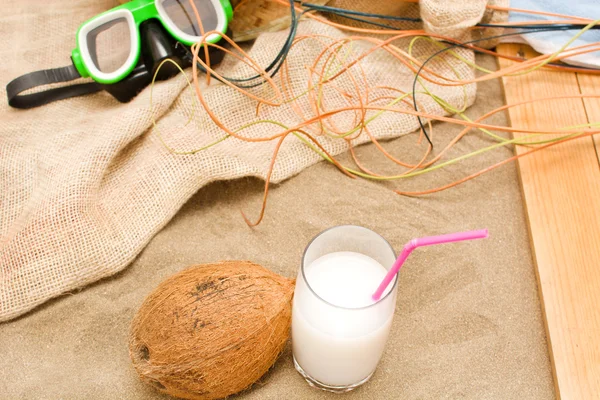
6, 64, 102, 109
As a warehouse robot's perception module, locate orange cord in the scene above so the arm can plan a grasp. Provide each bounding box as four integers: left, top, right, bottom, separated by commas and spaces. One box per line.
173, 0, 600, 225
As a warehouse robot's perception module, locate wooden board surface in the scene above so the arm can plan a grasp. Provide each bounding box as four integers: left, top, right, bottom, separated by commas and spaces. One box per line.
498, 44, 600, 399
577, 72, 600, 163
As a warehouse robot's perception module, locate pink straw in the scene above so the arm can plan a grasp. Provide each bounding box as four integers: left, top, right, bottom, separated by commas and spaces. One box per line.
372, 229, 489, 301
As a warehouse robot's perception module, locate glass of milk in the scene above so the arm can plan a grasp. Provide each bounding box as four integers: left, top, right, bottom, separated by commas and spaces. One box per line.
292, 225, 398, 392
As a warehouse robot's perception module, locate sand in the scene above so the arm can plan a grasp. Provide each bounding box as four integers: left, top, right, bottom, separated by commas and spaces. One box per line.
0, 51, 555, 399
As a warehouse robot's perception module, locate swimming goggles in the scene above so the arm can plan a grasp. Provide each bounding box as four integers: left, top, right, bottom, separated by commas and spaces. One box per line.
7, 0, 233, 109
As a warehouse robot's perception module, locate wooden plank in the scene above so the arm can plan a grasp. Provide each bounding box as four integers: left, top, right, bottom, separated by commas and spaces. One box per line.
497, 44, 600, 399
576, 72, 600, 164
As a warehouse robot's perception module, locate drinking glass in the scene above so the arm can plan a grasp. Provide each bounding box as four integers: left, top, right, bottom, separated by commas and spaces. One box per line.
292, 225, 398, 392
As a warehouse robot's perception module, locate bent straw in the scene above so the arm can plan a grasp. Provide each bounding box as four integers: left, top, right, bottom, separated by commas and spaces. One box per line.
372, 229, 489, 301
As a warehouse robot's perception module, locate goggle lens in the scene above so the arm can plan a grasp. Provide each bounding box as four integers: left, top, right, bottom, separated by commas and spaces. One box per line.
160, 0, 220, 38
86, 18, 133, 74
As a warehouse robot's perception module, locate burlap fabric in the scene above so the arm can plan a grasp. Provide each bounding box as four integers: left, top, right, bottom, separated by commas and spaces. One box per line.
0, 0, 504, 321
421, 0, 510, 47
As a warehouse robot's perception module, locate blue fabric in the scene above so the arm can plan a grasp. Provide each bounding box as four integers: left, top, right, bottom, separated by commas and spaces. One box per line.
508, 0, 600, 67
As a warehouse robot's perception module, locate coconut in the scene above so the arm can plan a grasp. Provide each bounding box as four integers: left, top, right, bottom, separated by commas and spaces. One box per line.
129, 261, 294, 400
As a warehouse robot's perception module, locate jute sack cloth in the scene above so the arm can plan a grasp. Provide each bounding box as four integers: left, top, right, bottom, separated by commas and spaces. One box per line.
0, 0, 505, 321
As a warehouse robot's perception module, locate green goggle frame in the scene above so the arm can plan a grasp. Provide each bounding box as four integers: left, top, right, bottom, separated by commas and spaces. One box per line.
72, 0, 233, 84
6, 0, 233, 109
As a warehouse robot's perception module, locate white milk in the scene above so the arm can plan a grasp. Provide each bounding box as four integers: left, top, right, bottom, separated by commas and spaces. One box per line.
292, 251, 396, 387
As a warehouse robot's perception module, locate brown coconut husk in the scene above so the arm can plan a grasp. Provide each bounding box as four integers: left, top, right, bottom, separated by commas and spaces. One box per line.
230, 0, 330, 42
324, 0, 419, 31
129, 261, 295, 400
